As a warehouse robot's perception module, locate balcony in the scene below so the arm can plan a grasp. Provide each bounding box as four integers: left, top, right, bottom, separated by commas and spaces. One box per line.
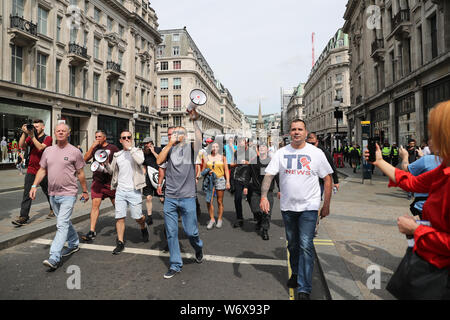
390, 10, 411, 40
140, 105, 149, 114
67, 43, 89, 66
371, 39, 385, 61
8, 15, 39, 47
106, 61, 121, 79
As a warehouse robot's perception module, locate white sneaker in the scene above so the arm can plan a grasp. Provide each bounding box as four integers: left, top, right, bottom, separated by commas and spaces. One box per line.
207, 220, 216, 230
216, 219, 223, 229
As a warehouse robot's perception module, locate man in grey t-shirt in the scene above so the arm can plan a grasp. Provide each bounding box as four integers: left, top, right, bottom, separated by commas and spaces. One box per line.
156, 109, 203, 279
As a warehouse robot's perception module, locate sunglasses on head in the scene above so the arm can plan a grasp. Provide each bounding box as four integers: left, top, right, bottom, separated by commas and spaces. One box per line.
121, 136, 132, 140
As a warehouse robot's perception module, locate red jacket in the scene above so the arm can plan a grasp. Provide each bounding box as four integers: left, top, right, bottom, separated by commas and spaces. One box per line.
389, 164, 450, 269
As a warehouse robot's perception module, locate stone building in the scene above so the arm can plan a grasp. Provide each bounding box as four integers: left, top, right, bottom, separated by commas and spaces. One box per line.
156, 28, 243, 143
303, 29, 351, 150
0, 0, 162, 160
343, 0, 450, 146
286, 83, 305, 123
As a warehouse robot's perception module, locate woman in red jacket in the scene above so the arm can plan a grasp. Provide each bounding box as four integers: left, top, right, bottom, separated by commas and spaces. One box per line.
367, 100, 450, 269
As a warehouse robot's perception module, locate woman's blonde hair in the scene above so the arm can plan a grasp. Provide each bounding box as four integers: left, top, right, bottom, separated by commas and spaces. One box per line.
428, 100, 450, 164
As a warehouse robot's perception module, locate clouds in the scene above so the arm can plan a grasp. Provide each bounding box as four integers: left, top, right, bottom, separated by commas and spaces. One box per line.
151, 0, 348, 115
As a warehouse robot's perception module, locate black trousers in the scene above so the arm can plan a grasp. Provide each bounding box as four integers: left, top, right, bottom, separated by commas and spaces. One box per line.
234, 181, 245, 220
249, 192, 273, 231
20, 173, 52, 219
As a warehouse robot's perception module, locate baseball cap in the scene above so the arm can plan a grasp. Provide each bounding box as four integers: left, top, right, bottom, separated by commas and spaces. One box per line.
142, 137, 153, 143
206, 138, 214, 143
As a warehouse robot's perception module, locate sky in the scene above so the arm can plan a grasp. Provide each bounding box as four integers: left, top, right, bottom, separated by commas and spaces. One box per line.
151, 0, 349, 116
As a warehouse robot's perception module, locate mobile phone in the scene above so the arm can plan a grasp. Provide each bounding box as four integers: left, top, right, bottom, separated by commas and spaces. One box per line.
368, 138, 376, 162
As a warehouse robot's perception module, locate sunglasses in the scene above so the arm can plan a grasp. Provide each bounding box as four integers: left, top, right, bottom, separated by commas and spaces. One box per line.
121, 136, 132, 140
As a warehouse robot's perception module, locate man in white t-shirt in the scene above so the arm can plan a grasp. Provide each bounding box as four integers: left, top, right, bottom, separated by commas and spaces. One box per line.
261, 119, 333, 300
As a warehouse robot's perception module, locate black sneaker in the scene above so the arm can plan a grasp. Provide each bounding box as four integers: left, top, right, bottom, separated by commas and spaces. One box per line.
164, 269, 180, 279
12, 216, 29, 226
146, 215, 153, 226
62, 246, 80, 257
297, 292, 310, 300
141, 227, 149, 243
287, 274, 298, 288
195, 250, 203, 264
112, 240, 125, 255
233, 220, 243, 228
261, 230, 269, 241
81, 231, 96, 242
43, 259, 59, 270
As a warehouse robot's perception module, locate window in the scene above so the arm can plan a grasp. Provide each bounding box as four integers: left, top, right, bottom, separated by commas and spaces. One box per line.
70, 27, 77, 43
11, 45, 23, 84
107, 45, 112, 61
160, 61, 168, 70
161, 96, 168, 111
118, 51, 123, 66
94, 7, 101, 22
221, 108, 224, 115
107, 80, 112, 105
390, 51, 396, 82
335, 55, 343, 63
173, 116, 181, 127
56, 59, 61, 93
70, 66, 76, 96
172, 34, 180, 42
83, 69, 88, 99
56, 16, 62, 42
430, 15, 438, 59
173, 95, 181, 110
173, 46, 180, 56
418, 25, 423, 66
157, 46, 164, 57
141, 89, 145, 106
141, 61, 145, 77
335, 73, 343, 84
38, 7, 48, 35
12, 0, 24, 16
173, 61, 181, 70
375, 65, 380, 92
162, 116, 168, 128
84, 1, 89, 15
94, 37, 100, 59
37, 53, 47, 89
173, 78, 181, 90
116, 83, 122, 107
93, 73, 99, 101
70, 0, 78, 5
84, 31, 88, 47
107, 16, 113, 32
119, 25, 124, 38
160, 78, 168, 90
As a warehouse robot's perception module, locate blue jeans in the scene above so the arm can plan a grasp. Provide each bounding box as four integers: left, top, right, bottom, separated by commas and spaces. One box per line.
164, 197, 203, 272
282, 210, 318, 294
49, 196, 78, 263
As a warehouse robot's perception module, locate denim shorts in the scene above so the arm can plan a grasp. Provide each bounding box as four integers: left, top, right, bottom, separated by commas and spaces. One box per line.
215, 176, 226, 190
115, 189, 143, 220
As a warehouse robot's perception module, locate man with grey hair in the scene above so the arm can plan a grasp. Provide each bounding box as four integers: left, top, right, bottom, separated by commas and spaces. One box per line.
30, 123, 88, 270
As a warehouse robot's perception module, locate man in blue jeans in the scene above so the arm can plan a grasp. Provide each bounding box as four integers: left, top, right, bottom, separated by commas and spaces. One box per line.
261, 119, 333, 300
156, 109, 203, 279
30, 123, 89, 270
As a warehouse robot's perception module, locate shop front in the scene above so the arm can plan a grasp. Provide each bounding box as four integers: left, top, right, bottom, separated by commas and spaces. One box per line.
395, 93, 416, 146
0, 98, 51, 166
60, 109, 90, 153
135, 120, 151, 146
423, 76, 450, 139
98, 115, 129, 149
370, 104, 390, 144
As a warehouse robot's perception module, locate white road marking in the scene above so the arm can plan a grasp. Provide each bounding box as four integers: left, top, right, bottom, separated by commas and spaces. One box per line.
32, 238, 288, 267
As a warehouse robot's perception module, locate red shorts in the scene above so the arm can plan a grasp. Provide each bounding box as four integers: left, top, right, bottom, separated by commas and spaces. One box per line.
91, 180, 116, 200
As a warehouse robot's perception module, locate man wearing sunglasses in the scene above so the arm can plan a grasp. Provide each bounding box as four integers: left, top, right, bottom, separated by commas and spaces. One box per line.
105, 130, 148, 255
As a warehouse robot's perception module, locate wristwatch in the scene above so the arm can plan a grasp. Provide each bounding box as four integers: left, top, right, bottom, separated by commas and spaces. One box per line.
31, 185, 37, 188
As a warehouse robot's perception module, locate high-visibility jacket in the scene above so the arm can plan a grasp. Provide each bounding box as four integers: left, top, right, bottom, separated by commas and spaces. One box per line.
382, 147, 391, 157
391, 147, 399, 157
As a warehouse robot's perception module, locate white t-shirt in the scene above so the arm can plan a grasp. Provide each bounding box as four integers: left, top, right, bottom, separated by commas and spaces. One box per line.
116, 151, 135, 191
265, 143, 333, 212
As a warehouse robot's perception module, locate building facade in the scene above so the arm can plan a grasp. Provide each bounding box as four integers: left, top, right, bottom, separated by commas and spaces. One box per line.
280, 87, 294, 136
303, 29, 350, 150
0, 0, 162, 165
344, 0, 450, 146
286, 83, 305, 123
156, 28, 243, 143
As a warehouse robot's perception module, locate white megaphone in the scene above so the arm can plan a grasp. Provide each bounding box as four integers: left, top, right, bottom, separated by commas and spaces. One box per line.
91, 161, 106, 173
94, 149, 110, 163
147, 166, 165, 189
187, 89, 207, 112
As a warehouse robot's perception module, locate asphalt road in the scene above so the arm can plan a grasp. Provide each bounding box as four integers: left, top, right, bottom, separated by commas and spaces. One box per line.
0, 189, 329, 301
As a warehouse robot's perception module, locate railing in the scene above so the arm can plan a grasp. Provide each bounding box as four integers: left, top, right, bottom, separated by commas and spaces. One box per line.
106, 61, 121, 72
10, 15, 37, 36
140, 105, 149, 114
392, 9, 410, 31
371, 39, 384, 54
69, 43, 89, 59
160, 106, 168, 112
173, 106, 182, 111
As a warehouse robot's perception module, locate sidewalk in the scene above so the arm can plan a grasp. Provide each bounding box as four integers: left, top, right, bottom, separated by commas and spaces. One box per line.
0, 167, 101, 251
315, 163, 412, 300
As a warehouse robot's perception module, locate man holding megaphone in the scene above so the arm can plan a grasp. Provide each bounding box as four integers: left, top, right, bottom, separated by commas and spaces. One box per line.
81, 130, 119, 242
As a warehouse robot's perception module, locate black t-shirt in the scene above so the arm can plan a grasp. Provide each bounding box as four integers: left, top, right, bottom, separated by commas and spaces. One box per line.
92, 143, 119, 185
143, 147, 162, 170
